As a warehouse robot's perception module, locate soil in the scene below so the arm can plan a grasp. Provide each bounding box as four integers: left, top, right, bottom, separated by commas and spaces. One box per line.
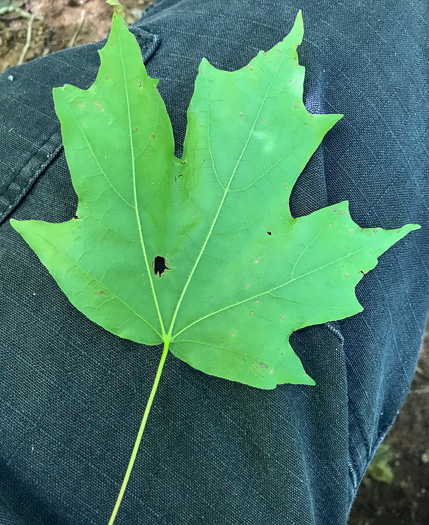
0, 2, 428, 523
0, 0, 150, 71
349, 326, 429, 525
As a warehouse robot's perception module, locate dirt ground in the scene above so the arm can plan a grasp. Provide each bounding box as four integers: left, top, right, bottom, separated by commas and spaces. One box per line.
0, 0, 149, 70
349, 327, 429, 525
1, 1, 428, 523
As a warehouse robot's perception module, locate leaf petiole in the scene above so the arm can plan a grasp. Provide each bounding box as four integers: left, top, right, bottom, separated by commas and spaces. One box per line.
108, 339, 170, 525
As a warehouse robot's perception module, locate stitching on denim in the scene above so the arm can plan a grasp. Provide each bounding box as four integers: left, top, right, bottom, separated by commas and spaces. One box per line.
1, 30, 160, 225
324, 322, 344, 344
0, 131, 63, 224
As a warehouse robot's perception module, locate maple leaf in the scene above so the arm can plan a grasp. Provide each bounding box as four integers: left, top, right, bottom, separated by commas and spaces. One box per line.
10, 8, 419, 390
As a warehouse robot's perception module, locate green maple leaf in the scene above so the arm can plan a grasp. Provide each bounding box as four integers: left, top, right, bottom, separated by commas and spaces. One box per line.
10, 7, 418, 391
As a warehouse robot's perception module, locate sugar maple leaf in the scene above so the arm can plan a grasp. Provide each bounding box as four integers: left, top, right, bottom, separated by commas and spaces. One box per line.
10, 8, 419, 390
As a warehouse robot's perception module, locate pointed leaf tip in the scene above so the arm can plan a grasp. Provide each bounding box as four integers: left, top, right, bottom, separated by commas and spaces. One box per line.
106, 0, 124, 16
291, 9, 304, 46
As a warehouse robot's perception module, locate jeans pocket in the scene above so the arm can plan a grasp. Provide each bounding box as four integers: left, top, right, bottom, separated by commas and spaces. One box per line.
0, 26, 160, 226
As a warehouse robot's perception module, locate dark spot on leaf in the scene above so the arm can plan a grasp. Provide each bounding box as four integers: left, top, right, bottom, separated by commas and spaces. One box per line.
260, 68, 264, 72
95, 290, 108, 296
249, 64, 253, 71
152, 256, 170, 278
151, 135, 156, 139
139, 81, 143, 89
359, 270, 366, 275
178, 173, 182, 177
254, 361, 268, 369
267, 231, 272, 236
133, 128, 139, 133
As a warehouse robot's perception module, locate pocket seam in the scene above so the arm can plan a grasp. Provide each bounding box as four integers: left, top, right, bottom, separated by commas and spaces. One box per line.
0, 29, 160, 226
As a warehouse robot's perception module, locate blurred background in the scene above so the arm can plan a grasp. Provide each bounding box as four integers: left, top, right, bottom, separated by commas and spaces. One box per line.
0, 1, 427, 523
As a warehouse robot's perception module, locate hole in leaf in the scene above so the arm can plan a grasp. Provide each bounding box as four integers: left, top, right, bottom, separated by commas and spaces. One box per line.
152, 256, 170, 278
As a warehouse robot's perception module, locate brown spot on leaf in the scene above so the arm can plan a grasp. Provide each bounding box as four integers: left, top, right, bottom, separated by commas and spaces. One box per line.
78, 100, 84, 109
95, 290, 108, 296
94, 101, 104, 112
151, 135, 156, 139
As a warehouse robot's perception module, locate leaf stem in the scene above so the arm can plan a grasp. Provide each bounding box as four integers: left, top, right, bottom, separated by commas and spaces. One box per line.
108, 339, 170, 525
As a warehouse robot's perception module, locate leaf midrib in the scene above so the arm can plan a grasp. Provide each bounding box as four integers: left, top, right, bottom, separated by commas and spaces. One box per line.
117, 25, 167, 339
167, 55, 286, 340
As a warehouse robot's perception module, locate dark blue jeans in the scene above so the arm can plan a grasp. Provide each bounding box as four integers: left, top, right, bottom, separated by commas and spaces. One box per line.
0, 1, 427, 523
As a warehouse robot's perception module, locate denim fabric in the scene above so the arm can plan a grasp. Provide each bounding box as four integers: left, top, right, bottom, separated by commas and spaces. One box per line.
0, 0, 427, 523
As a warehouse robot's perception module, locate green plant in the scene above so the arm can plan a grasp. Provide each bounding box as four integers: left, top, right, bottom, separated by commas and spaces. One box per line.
367, 444, 396, 484
9, 1, 419, 522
